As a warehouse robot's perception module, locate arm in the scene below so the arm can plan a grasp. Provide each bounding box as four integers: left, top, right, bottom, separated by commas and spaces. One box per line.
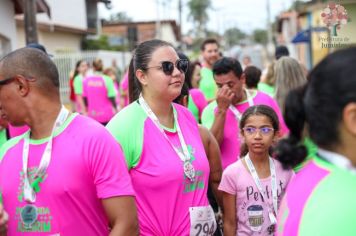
222, 192, 237, 236
0, 204, 8, 236
209, 86, 234, 145
102, 196, 139, 236
76, 95, 87, 115
198, 125, 223, 208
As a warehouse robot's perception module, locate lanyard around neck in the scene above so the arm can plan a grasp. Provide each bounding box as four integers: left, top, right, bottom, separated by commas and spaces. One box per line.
318, 148, 356, 174
22, 106, 69, 203
138, 94, 195, 181
229, 89, 254, 121
245, 153, 278, 224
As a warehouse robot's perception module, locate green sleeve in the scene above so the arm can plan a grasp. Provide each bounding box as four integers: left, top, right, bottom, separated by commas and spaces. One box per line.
201, 101, 217, 129
103, 75, 116, 98
73, 75, 83, 95
106, 102, 146, 168
300, 169, 356, 235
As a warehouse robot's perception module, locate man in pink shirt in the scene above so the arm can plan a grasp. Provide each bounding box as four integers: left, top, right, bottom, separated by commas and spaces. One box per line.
0, 48, 138, 235
202, 57, 288, 170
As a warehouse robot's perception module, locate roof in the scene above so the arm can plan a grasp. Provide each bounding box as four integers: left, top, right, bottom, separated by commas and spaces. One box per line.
12, 0, 51, 17
16, 18, 95, 35
102, 20, 181, 40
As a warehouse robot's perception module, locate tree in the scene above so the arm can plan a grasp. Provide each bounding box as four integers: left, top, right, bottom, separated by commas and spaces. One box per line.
253, 29, 268, 45
82, 35, 128, 51
108, 12, 132, 23
187, 0, 212, 37
223, 27, 246, 47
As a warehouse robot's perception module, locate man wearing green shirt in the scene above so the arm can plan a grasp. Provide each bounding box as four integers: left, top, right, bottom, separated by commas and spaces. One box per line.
200, 38, 220, 101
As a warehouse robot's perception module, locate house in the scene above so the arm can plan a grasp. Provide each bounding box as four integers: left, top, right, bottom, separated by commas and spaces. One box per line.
15, 0, 111, 53
277, 0, 356, 68
102, 20, 181, 49
0, 0, 49, 57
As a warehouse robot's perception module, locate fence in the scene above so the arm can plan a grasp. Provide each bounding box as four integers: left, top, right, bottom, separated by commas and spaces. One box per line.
53, 50, 132, 104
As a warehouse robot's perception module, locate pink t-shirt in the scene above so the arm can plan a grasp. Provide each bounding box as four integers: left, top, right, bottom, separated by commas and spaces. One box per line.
107, 103, 211, 235
120, 73, 129, 107
0, 114, 134, 235
219, 158, 294, 236
8, 125, 29, 138
83, 74, 116, 123
202, 91, 288, 170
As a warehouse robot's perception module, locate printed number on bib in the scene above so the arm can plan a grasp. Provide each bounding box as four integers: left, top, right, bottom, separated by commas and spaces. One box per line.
189, 206, 216, 236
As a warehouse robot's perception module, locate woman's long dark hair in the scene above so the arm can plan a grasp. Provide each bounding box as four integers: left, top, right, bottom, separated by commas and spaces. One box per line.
275, 47, 356, 169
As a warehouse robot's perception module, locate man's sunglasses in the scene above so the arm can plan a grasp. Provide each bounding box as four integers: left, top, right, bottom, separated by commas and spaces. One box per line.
146, 59, 189, 76
0, 77, 16, 86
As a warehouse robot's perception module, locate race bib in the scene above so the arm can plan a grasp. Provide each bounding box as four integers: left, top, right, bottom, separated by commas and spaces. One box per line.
189, 205, 216, 236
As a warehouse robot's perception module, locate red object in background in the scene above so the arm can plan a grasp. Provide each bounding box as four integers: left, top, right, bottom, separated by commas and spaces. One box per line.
69, 77, 76, 102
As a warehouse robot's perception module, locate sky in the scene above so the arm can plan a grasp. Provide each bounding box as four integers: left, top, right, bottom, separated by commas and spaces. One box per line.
98, 0, 296, 35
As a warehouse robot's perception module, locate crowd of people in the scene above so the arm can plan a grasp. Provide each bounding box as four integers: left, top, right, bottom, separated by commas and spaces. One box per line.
0, 38, 355, 236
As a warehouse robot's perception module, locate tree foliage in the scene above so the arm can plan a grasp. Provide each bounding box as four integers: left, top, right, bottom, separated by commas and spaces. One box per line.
82, 35, 128, 51
253, 29, 268, 45
223, 27, 247, 46
187, 0, 212, 37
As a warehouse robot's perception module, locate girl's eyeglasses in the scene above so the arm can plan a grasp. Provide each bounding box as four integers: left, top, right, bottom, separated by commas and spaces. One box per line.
146, 59, 189, 76
242, 127, 274, 136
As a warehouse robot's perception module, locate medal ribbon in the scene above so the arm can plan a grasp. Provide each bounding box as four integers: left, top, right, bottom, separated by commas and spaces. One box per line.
138, 94, 195, 181
229, 89, 254, 120
23, 106, 69, 203
245, 153, 278, 224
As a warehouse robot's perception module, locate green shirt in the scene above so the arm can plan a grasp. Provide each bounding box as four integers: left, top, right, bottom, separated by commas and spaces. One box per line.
199, 67, 217, 100
257, 82, 275, 97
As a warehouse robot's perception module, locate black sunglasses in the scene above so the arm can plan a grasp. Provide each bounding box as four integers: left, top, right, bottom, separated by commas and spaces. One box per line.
147, 59, 189, 76
0, 77, 16, 86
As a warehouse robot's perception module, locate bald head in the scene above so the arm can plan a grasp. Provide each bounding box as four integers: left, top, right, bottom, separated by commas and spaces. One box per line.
0, 47, 59, 89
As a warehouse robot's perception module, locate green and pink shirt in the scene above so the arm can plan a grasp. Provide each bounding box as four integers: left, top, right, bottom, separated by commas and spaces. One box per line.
277, 153, 356, 236
83, 74, 117, 123
188, 88, 208, 123
0, 114, 134, 235
107, 102, 211, 236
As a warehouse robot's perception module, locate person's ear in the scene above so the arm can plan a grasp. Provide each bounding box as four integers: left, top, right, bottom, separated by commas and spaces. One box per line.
135, 69, 148, 86
343, 102, 356, 136
15, 75, 31, 97
240, 73, 246, 84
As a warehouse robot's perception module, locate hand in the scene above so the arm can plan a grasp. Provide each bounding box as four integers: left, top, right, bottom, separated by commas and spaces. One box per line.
0, 204, 8, 235
216, 85, 235, 112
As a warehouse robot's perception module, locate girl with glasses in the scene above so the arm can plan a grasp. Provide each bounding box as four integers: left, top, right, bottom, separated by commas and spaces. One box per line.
276, 47, 356, 236
107, 39, 217, 235
219, 105, 294, 236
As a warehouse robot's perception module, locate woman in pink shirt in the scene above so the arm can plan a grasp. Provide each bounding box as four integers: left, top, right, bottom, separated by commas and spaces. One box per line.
107, 39, 217, 235
219, 105, 294, 236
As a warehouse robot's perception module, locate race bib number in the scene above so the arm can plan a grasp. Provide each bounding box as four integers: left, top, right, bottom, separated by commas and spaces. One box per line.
189, 205, 216, 236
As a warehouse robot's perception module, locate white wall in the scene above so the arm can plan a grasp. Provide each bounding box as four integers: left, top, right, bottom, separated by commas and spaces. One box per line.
161, 24, 178, 47
0, 0, 17, 56
37, 0, 88, 29
16, 26, 83, 53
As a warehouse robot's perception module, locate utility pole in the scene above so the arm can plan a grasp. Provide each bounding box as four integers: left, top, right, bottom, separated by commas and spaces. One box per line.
24, 0, 38, 44
178, 0, 183, 44
155, 0, 162, 39
266, 0, 274, 60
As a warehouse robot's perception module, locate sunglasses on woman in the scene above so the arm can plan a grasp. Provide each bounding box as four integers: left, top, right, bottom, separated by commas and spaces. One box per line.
146, 59, 189, 76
